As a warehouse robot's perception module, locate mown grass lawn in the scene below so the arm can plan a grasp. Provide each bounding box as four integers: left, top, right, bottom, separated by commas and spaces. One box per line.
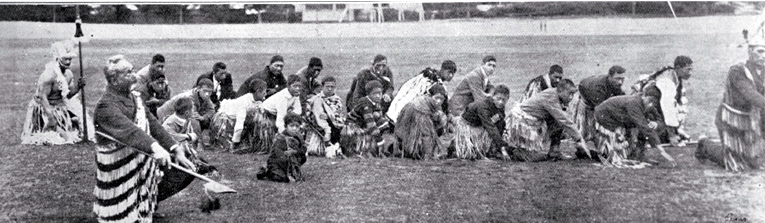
1, 28, 763, 222
1, 136, 760, 222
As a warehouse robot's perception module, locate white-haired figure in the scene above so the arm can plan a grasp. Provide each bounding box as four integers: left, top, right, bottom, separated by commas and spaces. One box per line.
21, 39, 94, 145
93, 55, 199, 222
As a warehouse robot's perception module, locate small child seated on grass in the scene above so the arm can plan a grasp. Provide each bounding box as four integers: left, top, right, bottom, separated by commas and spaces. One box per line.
161, 97, 218, 196
305, 76, 347, 155
162, 97, 198, 145
340, 80, 391, 157
257, 113, 307, 183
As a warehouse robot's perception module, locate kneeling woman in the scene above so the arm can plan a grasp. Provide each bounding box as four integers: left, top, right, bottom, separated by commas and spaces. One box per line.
209, 79, 270, 153
340, 80, 390, 157
257, 113, 307, 183
395, 84, 449, 159
22, 40, 94, 145
262, 74, 304, 133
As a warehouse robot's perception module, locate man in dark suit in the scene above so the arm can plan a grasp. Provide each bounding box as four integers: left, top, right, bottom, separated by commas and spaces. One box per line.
195, 62, 235, 111
238, 55, 286, 99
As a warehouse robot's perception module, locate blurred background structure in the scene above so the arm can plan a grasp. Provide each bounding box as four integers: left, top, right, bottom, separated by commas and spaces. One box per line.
0, 2, 762, 24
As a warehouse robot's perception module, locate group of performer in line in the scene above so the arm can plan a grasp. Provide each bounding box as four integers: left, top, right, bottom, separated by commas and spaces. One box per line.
20, 30, 765, 222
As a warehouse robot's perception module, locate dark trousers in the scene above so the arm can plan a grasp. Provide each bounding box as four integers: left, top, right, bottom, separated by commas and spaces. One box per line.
328, 121, 342, 144
157, 167, 195, 202
157, 158, 216, 202
547, 120, 565, 153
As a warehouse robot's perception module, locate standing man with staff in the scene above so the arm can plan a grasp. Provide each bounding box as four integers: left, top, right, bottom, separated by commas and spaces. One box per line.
697, 28, 765, 172
21, 39, 94, 145
92, 55, 201, 222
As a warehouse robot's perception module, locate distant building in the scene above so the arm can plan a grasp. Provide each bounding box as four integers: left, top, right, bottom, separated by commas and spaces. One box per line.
294, 3, 423, 23
389, 3, 425, 22
476, 3, 504, 12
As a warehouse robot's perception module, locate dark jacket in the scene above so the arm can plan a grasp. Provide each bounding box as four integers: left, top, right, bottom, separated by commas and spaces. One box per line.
578, 75, 625, 108
296, 66, 321, 97
195, 71, 235, 110
94, 88, 176, 153
461, 97, 508, 148
265, 132, 307, 181
143, 80, 172, 117
722, 60, 765, 113
348, 97, 388, 137
238, 66, 286, 99
346, 66, 394, 111
595, 95, 661, 147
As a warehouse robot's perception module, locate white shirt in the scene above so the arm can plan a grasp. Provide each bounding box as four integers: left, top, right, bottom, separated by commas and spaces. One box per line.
654, 70, 686, 127
386, 74, 441, 123
212, 74, 221, 97
262, 88, 302, 132
131, 64, 151, 92
543, 74, 552, 89
480, 67, 489, 88
218, 93, 261, 143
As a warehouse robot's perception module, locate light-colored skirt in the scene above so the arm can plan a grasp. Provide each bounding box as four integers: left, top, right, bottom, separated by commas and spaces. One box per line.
594, 122, 647, 168
93, 143, 162, 223
21, 96, 95, 145
244, 107, 277, 154
210, 107, 276, 154
21, 99, 79, 145
504, 105, 549, 153
572, 95, 595, 143
716, 103, 765, 171
209, 112, 235, 151
305, 127, 326, 156
453, 116, 491, 159
339, 122, 377, 157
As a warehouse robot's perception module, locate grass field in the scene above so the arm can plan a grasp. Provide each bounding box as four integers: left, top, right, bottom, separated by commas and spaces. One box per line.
1, 20, 764, 222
